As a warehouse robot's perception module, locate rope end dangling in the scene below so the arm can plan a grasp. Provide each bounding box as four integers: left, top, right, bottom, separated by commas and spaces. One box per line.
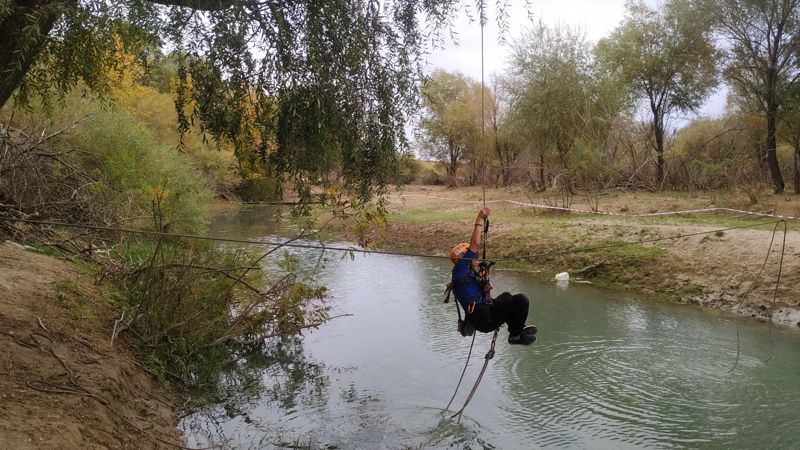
485, 329, 498, 360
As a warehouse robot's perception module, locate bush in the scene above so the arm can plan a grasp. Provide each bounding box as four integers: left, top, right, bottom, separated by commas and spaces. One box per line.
233, 169, 283, 202
670, 115, 765, 190
110, 236, 328, 388
1, 93, 216, 233
396, 152, 422, 184
110, 77, 241, 197
69, 107, 214, 232
418, 162, 446, 185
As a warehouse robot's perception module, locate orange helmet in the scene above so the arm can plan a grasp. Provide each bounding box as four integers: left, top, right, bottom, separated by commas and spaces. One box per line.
450, 242, 471, 264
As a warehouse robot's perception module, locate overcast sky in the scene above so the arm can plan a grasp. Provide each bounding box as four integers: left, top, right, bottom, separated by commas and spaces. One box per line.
423, 0, 727, 121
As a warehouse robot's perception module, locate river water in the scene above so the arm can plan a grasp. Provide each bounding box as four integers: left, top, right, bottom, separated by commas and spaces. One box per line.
182, 206, 800, 449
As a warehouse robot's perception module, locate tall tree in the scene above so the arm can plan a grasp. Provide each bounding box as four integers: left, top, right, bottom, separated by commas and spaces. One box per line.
506, 22, 595, 191
0, 0, 496, 204
711, 0, 800, 193
417, 70, 482, 187
596, 0, 718, 186
488, 77, 522, 186
779, 82, 800, 193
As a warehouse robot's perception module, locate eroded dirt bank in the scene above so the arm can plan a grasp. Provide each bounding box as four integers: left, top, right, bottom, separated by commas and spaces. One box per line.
0, 243, 182, 449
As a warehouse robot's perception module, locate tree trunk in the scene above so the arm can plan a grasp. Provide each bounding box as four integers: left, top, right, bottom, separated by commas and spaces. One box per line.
766, 110, 785, 193
0, 0, 69, 110
495, 140, 507, 186
446, 140, 458, 188
794, 144, 800, 194
654, 121, 665, 188
538, 152, 545, 189
557, 144, 574, 195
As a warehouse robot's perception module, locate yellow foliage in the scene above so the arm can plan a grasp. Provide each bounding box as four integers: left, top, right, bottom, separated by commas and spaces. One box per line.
97, 38, 240, 193
245, 171, 263, 181
146, 187, 170, 201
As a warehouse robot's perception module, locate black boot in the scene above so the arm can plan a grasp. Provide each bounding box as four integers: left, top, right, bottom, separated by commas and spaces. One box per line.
508, 333, 536, 345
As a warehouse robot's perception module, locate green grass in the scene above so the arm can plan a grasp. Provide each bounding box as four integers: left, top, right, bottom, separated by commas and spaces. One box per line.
56, 278, 95, 320
680, 284, 704, 296
29, 245, 59, 256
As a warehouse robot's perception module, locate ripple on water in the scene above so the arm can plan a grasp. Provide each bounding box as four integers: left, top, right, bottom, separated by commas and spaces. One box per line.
494, 334, 782, 448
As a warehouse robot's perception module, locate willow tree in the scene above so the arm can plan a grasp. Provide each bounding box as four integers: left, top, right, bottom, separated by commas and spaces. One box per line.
0, 0, 497, 205
596, 0, 717, 187
710, 0, 800, 194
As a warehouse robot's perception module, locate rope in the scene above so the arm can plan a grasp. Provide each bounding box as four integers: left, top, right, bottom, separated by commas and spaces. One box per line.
399, 193, 800, 221
450, 329, 498, 424
480, 12, 487, 210
727, 220, 787, 372
451, 24, 497, 418
443, 332, 476, 412
0, 217, 785, 263
763, 220, 787, 364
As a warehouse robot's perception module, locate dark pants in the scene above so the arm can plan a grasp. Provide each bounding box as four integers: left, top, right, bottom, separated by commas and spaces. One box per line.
465, 292, 529, 336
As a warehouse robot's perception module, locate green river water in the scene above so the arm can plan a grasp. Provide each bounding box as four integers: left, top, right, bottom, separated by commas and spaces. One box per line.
181, 206, 800, 449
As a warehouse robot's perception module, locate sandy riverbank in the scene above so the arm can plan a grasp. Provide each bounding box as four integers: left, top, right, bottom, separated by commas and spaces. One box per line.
0, 243, 182, 449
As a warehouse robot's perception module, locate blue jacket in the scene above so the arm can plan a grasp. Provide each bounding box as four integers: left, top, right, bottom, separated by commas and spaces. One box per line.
451, 248, 487, 309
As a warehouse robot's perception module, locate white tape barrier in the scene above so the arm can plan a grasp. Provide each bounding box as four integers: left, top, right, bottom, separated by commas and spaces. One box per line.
399, 193, 799, 221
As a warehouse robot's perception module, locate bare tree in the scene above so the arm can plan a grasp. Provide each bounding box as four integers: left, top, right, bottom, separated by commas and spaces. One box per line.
712, 0, 800, 193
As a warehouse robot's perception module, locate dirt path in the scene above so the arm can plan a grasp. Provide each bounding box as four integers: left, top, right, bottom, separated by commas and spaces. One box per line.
348, 185, 800, 327
0, 243, 182, 449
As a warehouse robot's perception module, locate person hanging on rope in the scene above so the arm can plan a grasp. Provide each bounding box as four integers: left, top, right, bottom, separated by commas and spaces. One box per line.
449, 207, 537, 345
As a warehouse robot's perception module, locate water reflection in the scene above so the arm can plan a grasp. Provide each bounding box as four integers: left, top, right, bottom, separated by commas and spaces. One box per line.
182, 336, 328, 447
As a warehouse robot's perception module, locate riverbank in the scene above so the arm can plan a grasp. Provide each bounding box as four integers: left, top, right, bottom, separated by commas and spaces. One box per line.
0, 243, 182, 449
332, 185, 800, 327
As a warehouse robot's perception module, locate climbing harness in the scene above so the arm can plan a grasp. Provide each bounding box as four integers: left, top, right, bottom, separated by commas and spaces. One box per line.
443, 223, 494, 338
443, 281, 476, 337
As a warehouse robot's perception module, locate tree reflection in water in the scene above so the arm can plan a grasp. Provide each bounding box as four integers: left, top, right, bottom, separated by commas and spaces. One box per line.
180, 335, 328, 446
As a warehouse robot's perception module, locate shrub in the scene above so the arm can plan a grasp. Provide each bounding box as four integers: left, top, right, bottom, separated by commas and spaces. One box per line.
396, 152, 422, 184
109, 235, 328, 388
234, 169, 283, 202
69, 106, 214, 232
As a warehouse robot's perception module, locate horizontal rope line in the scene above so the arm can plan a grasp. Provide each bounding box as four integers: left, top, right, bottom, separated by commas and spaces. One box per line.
0, 217, 784, 263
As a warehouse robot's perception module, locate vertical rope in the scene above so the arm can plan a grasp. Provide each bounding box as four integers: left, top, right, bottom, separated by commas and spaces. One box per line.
480, 14, 489, 262
727, 220, 787, 372
480, 16, 486, 210
450, 329, 498, 423
443, 7, 496, 423
443, 333, 477, 413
